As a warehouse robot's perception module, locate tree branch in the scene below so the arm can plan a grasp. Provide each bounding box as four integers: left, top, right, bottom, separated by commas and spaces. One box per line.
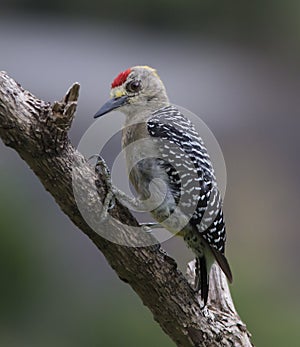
0, 71, 253, 347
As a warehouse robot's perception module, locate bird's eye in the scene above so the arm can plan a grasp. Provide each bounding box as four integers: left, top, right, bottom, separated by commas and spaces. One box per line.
126, 80, 142, 93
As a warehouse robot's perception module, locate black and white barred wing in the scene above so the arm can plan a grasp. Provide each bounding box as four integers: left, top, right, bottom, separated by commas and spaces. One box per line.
147, 105, 225, 253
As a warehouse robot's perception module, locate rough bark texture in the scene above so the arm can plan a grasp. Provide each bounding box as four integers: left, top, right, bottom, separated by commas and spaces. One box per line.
0, 71, 254, 347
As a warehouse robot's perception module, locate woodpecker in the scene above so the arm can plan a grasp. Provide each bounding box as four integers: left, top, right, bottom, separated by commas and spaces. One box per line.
94, 66, 232, 306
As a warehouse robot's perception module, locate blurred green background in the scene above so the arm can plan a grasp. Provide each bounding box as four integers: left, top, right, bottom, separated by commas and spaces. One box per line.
1, 1, 300, 346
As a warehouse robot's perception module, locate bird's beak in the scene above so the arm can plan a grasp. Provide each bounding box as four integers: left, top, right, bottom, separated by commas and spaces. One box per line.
93, 95, 129, 118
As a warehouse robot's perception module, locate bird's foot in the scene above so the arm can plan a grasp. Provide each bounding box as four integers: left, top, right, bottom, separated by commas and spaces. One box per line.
90, 155, 116, 221
91, 154, 111, 183
100, 190, 116, 221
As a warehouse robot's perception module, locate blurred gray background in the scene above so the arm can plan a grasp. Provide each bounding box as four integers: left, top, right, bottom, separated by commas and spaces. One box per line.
1, 1, 300, 346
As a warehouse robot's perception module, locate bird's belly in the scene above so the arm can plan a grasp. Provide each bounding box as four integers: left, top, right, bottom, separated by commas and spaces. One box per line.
123, 138, 193, 235
154, 208, 191, 235
130, 168, 190, 234
124, 141, 164, 196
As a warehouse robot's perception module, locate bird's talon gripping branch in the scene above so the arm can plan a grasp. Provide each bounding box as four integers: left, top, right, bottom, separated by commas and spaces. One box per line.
107, 195, 116, 210
99, 190, 115, 222
89, 154, 116, 220
93, 155, 111, 181
91, 155, 148, 217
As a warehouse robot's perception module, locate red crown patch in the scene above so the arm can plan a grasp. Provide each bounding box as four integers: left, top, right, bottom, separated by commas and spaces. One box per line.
111, 68, 131, 89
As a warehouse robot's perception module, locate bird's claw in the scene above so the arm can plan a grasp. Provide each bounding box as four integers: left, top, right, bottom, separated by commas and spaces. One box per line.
99, 190, 116, 222
108, 194, 116, 210
92, 155, 111, 179
89, 154, 115, 221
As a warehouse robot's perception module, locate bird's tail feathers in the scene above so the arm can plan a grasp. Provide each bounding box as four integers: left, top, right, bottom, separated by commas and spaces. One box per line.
195, 257, 209, 306
210, 247, 233, 283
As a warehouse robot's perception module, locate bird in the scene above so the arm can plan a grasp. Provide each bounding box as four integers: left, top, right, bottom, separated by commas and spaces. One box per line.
93, 65, 232, 306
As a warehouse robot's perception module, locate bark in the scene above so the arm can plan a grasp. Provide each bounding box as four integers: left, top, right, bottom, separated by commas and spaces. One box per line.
0, 71, 253, 347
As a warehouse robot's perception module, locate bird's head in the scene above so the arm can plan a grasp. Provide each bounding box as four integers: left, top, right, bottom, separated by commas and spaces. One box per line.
94, 66, 169, 119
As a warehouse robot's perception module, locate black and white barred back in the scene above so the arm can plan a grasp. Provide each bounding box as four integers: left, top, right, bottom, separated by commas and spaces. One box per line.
147, 105, 232, 290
